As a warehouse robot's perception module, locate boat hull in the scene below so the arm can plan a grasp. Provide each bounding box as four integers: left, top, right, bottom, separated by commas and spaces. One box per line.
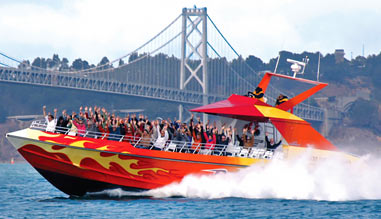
35, 168, 144, 196
7, 128, 357, 197
7, 129, 258, 196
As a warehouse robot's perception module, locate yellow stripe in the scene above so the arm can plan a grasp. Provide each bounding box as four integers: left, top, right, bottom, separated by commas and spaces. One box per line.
255, 105, 304, 121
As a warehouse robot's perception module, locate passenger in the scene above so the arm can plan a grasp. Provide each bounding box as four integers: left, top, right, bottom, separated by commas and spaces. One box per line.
235, 132, 244, 147
42, 106, 57, 133
96, 118, 108, 139
136, 126, 153, 148
151, 119, 160, 141
214, 133, 229, 155
275, 94, 289, 106
173, 125, 190, 152
86, 119, 97, 138
252, 87, 265, 102
119, 118, 126, 136
217, 133, 229, 145
56, 110, 69, 134
141, 129, 153, 148
56, 117, 66, 134
265, 133, 283, 151
67, 117, 78, 136
203, 129, 216, 150
225, 136, 239, 156
73, 117, 86, 137
189, 117, 204, 152
124, 123, 135, 142
166, 122, 176, 141
108, 119, 120, 140
253, 122, 261, 136
153, 123, 169, 150
192, 131, 203, 152
242, 127, 255, 149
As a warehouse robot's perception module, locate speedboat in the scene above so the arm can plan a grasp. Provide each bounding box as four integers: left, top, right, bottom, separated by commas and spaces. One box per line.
6, 72, 357, 197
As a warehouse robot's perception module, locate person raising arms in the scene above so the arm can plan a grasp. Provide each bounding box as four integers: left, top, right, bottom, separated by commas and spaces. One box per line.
43, 106, 57, 133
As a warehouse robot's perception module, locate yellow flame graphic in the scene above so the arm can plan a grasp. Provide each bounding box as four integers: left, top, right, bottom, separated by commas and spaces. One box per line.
35, 141, 168, 178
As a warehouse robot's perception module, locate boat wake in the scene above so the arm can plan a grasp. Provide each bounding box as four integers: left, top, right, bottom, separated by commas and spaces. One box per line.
84, 150, 381, 201
145, 151, 381, 201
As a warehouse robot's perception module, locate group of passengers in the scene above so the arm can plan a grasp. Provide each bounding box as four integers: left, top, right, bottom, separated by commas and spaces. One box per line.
42, 104, 282, 155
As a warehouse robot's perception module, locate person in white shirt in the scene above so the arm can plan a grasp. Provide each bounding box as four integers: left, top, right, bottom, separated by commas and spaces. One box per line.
153, 122, 169, 150
43, 106, 58, 133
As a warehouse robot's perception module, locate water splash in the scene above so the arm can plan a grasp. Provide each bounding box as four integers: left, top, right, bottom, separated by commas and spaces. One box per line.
145, 153, 381, 201
85, 152, 381, 201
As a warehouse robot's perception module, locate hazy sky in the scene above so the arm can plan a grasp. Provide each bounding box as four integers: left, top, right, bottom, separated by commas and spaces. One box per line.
0, 0, 380, 64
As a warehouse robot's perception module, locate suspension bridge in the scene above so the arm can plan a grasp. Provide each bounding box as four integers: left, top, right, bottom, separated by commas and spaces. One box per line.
0, 7, 324, 122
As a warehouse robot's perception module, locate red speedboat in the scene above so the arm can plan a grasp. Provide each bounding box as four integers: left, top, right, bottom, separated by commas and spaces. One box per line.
6, 72, 357, 197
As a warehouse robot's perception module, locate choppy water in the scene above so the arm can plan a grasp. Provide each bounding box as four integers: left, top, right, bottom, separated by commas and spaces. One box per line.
1, 153, 381, 218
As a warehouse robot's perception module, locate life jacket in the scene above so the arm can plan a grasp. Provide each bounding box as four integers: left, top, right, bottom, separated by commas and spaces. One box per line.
253, 89, 265, 102
276, 96, 289, 106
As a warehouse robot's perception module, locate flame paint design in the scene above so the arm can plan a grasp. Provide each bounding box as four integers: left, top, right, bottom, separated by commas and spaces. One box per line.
38, 132, 132, 153
13, 129, 258, 191
46, 144, 168, 177
28, 134, 170, 179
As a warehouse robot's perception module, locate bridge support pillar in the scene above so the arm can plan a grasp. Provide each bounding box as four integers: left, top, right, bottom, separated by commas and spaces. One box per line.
179, 7, 209, 124
178, 104, 183, 122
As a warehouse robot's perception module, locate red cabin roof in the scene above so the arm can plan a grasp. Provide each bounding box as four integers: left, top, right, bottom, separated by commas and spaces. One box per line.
190, 72, 337, 151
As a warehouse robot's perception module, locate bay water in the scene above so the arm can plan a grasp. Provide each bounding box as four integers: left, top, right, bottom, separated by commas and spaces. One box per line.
1, 153, 381, 218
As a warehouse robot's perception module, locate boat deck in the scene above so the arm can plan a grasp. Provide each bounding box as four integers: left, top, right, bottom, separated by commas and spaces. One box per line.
30, 120, 283, 160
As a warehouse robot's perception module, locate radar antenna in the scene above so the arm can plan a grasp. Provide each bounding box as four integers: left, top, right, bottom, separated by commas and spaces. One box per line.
287, 56, 309, 78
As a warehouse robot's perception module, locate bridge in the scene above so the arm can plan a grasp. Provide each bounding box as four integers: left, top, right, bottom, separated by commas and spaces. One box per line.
0, 7, 324, 122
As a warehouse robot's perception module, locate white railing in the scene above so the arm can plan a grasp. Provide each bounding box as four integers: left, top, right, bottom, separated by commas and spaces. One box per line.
30, 120, 283, 160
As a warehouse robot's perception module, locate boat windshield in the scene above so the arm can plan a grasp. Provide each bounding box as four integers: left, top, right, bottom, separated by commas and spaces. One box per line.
29, 120, 284, 160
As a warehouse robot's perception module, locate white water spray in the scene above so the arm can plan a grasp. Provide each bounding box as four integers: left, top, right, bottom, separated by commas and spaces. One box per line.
144, 153, 381, 201
89, 152, 381, 201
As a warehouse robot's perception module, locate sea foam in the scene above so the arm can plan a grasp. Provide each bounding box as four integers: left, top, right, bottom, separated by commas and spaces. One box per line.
87, 149, 381, 201
146, 152, 381, 201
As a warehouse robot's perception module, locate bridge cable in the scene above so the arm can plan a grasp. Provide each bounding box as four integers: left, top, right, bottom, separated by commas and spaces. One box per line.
10, 14, 182, 75
207, 17, 322, 113
207, 16, 240, 57
0, 61, 11, 67
0, 52, 22, 64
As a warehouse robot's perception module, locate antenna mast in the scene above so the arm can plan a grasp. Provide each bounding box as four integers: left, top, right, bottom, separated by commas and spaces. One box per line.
274, 53, 280, 73
317, 52, 321, 81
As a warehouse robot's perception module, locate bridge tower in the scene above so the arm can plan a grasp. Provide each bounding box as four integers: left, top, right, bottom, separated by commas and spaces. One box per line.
179, 7, 208, 123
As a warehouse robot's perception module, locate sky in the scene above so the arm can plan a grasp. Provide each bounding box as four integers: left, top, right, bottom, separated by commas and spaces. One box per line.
0, 0, 380, 65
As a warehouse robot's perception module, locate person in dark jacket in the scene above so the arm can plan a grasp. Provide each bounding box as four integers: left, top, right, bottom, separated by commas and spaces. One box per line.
56, 110, 69, 134
275, 94, 288, 106
247, 86, 265, 102
252, 87, 264, 101
174, 126, 191, 152
265, 133, 282, 151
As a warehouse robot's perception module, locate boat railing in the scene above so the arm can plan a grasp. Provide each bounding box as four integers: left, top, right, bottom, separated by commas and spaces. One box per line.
30, 120, 283, 160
